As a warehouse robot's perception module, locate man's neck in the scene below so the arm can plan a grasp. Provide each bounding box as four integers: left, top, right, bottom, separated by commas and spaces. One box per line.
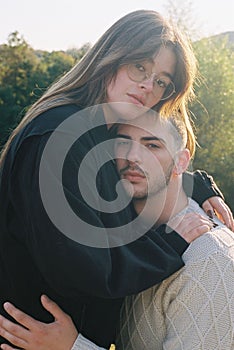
133, 177, 188, 228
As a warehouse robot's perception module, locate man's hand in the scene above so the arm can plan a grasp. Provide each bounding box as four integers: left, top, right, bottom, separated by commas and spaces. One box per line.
0, 295, 78, 350
202, 196, 234, 231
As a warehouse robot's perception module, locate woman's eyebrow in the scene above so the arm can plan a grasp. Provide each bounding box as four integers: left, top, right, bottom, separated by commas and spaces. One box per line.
144, 59, 174, 80
161, 72, 174, 80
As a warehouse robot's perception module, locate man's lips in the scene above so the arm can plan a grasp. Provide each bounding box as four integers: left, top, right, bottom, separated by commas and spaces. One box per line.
121, 170, 145, 182
127, 94, 145, 106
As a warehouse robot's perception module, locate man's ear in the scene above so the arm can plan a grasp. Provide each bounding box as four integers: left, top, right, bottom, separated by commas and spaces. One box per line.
173, 148, 190, 175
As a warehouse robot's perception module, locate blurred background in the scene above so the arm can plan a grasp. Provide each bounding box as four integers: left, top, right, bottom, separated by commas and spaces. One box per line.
0, 0, 233, 210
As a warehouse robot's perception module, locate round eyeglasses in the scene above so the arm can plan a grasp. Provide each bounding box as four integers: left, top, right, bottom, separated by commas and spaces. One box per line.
127, 63, 176, 101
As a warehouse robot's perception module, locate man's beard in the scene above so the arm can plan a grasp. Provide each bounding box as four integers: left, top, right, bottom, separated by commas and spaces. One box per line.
149, 161, 174, 197
120, 161, 174, 200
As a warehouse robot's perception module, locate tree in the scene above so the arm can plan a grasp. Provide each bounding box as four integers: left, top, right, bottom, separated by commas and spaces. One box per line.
163, 0, 202, 40
0, 32, 40, 146
0, 32, 82, 148
191, 36, 234, 210
163, 0, 234, 210
66, 43, 91, 61
39, 50, 75, 85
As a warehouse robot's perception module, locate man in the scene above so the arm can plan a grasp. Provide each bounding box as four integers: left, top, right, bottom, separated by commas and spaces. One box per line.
115, 113, 234, 349
0, 113, 233, 349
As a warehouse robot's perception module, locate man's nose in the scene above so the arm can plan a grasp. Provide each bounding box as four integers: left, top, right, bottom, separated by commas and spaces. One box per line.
126, 142, 142, 163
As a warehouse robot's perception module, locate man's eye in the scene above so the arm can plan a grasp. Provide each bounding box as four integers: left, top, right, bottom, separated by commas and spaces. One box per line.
147, 143, 160, 149
115, 140, 130, 146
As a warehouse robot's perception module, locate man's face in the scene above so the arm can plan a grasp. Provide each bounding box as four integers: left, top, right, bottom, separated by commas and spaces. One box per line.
115, 116, 177, 199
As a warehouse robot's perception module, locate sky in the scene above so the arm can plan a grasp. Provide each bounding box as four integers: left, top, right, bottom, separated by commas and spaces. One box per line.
1, 0, 234, 51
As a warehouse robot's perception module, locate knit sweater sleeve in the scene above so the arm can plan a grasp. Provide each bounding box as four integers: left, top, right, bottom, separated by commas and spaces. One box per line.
161, 228, 234, 350
117, 227, 234, 350
71, 334, 107, 350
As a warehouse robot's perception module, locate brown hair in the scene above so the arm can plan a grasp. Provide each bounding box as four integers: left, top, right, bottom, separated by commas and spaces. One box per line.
0, 10, 197, 164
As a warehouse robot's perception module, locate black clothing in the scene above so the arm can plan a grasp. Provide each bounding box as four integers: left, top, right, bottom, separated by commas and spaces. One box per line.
0, 105, 223, 347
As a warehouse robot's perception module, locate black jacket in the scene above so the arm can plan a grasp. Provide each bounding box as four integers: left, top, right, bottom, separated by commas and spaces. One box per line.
0, 104, 222, 347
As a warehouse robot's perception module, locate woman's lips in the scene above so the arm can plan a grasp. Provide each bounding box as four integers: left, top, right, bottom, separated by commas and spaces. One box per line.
127, 94, 144, 106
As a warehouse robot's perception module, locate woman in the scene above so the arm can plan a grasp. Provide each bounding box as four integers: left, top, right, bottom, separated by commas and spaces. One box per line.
0, 9, 232, 349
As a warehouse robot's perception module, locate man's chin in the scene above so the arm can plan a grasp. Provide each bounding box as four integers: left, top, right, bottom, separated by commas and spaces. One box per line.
123, 184, 147, 200
131, 190, 148, 200
133, 195, 148, 201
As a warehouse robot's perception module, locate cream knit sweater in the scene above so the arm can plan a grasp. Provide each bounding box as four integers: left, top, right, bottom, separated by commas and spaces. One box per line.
117, 199, 234, 350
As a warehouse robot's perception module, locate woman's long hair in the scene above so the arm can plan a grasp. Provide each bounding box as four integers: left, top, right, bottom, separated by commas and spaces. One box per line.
0, 10, 197, 165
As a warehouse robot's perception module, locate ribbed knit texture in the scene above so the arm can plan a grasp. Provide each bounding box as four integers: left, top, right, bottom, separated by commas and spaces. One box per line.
117, 200, 234, 350
71, 334, 106, 350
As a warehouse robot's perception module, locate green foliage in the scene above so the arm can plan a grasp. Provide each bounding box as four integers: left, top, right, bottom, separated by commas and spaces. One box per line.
191, 36, 234, 210
66, 43, 91, 60
0, 30, 233, 210
0, 32, 40, 144
0, 32, 89, 147
164, 0, 234, 211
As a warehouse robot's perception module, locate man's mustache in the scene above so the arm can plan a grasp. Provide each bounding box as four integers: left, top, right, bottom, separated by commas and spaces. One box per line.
119, 164, 146, 177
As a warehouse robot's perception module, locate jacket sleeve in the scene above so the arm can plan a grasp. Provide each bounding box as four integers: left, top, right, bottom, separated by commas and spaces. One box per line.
9, 134, 188, 299
183, 170, 224, 205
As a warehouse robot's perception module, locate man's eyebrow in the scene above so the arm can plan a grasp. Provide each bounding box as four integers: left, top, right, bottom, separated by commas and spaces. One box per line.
115, 134, 167, 144
141, 136, 166, 144
115, 134, 132, 139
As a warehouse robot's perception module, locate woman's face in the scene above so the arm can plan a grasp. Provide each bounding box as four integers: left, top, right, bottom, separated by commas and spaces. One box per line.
105, 47, 176, 122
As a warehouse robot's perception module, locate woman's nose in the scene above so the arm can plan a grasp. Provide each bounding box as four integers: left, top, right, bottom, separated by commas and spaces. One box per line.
139, 76, 154, 93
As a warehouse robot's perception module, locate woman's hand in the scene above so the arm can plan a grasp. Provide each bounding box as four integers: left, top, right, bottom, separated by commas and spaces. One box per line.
0, 295, 78, 350
168, 212, 214, 243
202, 196, 234, 231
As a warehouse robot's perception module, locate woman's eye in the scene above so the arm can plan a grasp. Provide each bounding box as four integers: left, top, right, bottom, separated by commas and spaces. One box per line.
135, 63, 145, 72
156, 79, 167, 88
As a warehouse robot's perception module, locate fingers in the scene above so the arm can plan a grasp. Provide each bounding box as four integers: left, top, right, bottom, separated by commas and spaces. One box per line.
3, 302, 37, 330
0, 312, 29, 349
170, 213, 213, 243
214, 201, 234, 231
184, 214, 213, 243
0, 297, 78, 350
203, 197, 234, 231
0, 314, 28, 338
1, 344, 20, 350
40, 295, 68, 322
0, 315, 27, 348
202, 200, 215, 218
185, 222, 211, 241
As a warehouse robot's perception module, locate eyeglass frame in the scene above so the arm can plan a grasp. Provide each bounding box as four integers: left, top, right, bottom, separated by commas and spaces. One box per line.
126, 63, 176, 101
